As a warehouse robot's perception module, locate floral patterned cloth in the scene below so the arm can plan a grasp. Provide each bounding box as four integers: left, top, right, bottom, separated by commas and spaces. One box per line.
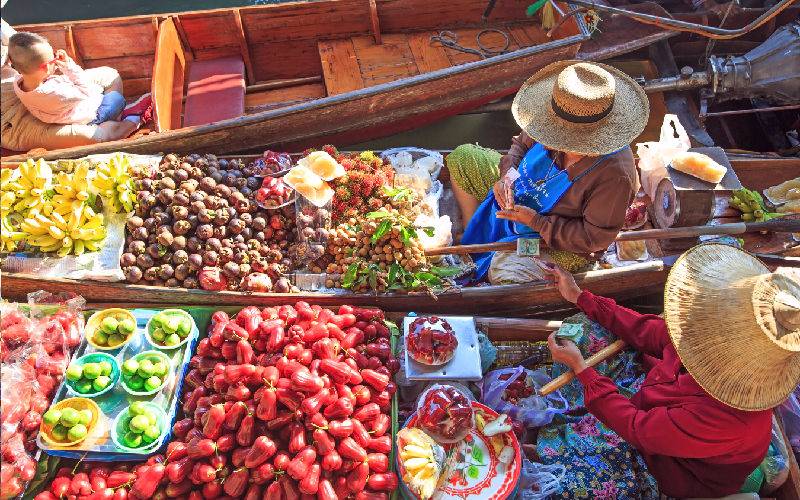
536, 313, 659, 499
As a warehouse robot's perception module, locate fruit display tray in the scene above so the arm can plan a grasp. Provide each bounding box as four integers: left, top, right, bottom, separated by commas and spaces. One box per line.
38, 309, 198, 460
403, 316, 482, 381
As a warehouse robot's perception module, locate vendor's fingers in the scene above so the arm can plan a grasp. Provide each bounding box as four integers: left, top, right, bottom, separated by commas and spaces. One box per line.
496, 209, 520, 222
546, 332, 560, 351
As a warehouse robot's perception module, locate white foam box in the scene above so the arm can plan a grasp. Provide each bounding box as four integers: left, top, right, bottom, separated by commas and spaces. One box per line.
403, 315, 482, 381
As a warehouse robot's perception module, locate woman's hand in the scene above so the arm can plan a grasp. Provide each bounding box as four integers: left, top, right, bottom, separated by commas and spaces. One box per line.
496, 205, 538, 230
547, 332, 587, 374
492, 178, 513, 210
540, 261, 582, 304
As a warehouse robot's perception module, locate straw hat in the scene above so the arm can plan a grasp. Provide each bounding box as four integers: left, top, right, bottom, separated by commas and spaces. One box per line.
664, 244, 800, 411
511, 60, 649, 155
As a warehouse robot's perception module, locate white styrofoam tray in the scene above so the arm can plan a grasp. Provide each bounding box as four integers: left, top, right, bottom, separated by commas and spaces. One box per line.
403, 316, 482, 381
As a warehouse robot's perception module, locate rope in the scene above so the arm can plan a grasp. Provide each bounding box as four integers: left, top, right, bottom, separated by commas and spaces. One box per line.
430, 29, 511, 59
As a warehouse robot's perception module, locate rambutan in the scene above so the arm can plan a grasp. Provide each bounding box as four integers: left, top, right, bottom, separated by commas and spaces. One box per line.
335, 186, 352, 201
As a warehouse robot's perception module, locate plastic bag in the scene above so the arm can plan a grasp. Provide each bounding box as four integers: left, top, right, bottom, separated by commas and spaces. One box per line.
779, 388, 800, 459
381, 147, 444, 181
415, 384, 475, 443
636, 114, 691, 201
480, 366, 568, 428
761, 416, 791, 493
517, 459, 566, 500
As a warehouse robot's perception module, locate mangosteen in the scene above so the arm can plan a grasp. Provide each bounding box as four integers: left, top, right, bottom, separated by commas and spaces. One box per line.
240, 228, 253, 240
128, 240, 147, 255
171, 235, 187, 251
126, 216, 144, 232
133, 227, 149, 241
187, 215, 199, 229
185, 155, 199, 164
173, 220, 192, 236
254, 231, 266, 243
234, 177, 248, 190
165, 278, 180, 288
215, 184, 232, 199
157, 189, 175, 205
205, 238, 223, 253
246, 177, 260, 190
143, 267, 159, 281
252, 259, 267, 273
236, 199, 253, 213
223, 174, 237, 187
174, 263, 190, 281
174, 192, 190, 207
164, 153, 179, 165
213, 226, 227, 239
227, 219, 245, 235
174, 169, 190, 183
211, 171, 224, 184
188, 253, 203, 270
154, 212, 172, 227
190, 200, 206, 215
239, 263, 251, 277
233, 234, 245, 244
252, 217, 267, 231
145, 244, 161, 260
200, 177, 217, 193
143, 218, 156, 231
198, 209, 214, 224
197, 224, 214, 240
218, 159, 229, 169
180, 179, 199, 194
173, 250, 189, 265
205, 154, 217, 163
219, 247, 234, 263
190, 192, 206, 204
235, 242, 248, 254
203, 251, 219, 266
206, 196, 223, 210
233, 252, 249, 265
301, 227, 315, 240
159, 264, 175, 280
274, 277, 291, 293
124, 266, 143, 283
157, 231, 174, 247
187, 237, 202, 253
184, 277, 199, 289
223, 261, 240, 278
159, 178, 176, 191
120, 253, 137, 267
171, 206, 189, 220
137, 178, 154, 191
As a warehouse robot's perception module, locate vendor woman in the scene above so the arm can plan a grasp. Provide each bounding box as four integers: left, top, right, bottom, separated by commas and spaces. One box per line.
449, 60, 648, 281
539, 244, 800, 498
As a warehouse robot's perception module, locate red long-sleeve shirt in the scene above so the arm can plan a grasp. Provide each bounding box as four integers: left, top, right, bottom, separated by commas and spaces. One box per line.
574, 291, 773, 498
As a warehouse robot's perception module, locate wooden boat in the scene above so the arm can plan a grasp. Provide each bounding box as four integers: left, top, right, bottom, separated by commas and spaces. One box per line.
1, 0, 596, 162
3, 153, 798, 316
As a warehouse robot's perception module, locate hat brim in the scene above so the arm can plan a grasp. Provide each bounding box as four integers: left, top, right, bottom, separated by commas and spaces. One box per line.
511, 60, 650, 156
664, 244, 800, 411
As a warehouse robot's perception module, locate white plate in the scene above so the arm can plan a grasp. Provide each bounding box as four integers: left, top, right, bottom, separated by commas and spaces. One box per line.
403, 316, 482, 381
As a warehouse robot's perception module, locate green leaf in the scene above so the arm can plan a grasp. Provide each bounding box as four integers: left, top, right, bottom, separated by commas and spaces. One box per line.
371, 220, 392, 243
471, 446, 484, 464
384, 320, 400, 337
422, 226, 435, 237
368, 270, 378, 290
388, 263, 401, 286
399, 227, 411, 246
467, 465, 480, 479
366, 210, 391, 220
431, 266, 462, 278
415, 272, 442, 286
526, 0, 548, 16
342, 263, 359, 288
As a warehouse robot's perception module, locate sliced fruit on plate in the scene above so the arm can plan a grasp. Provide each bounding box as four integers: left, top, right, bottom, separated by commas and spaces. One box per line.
297, 151, 345, 181
397, 427, 446, 500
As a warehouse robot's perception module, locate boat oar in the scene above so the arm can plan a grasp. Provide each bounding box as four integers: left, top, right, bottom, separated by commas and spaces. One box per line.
538, 339, 627, 396
425, 217, 800, 256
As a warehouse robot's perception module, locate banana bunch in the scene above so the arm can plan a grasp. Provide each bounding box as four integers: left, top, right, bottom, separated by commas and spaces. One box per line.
51, 161, 92, 216
1, 168, 19, 219
397, 428, 444, 500
5, 159, 53, 215
730, 188, 784, 222
91, 154, 135, 213
0, 214, 26, 252
22, 204, 106, 256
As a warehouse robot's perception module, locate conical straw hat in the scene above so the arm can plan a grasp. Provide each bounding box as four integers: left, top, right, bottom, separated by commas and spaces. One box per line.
664, 244, 800, 411
511, 60, 649, 155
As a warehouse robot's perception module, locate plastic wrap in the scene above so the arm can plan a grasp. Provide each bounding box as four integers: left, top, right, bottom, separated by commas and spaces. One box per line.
293, 196, 332, 270
517, 459, 566, 500
761, 416, 791, 494
479, 366, 568, 428
415, 384, 475, 443
636, 114, 691, 201
779, 388, 800, 460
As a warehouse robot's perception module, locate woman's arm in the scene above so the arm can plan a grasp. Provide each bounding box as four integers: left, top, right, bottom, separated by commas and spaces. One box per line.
578, 369, 747, 458
498, 132, 533, 176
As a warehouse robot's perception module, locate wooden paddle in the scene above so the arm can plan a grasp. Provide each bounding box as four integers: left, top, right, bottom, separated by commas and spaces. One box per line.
538, 339, 627, 396
425, 217, 800, 256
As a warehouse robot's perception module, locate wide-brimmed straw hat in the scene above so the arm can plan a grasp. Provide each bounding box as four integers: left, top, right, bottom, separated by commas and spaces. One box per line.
511, 60, 649, 156
664, 244, 800, 411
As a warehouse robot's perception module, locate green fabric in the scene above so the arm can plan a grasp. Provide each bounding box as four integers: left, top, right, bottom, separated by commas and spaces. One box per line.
446, 144, 502, 200
740, 465, 764, 493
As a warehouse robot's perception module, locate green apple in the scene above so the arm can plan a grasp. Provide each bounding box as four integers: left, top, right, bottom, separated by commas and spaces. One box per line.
129, 401, 147, 416
164, 333, 181, 347
127, 375, 144, 391
150, 327, 165, 342
144, 376, 162, 392
78, 409, 93, 426
65, 364, 83, 382
67, 423, 88, 441
144, 410, 157, 426
59, 407, 80, 427
42, 409, 62, 426
93, 331, 109, 346
51, 424, 68, 441
82, 363, 101, 380
137, 359, 155, 378
107, 334, 124, 347
176, 317, 191, 338
101, 316, 119, 334
162, 315, 181, 335
99, 361, 113, 377
122, 359, 139, 376
142, 424, 160, 444
152, 361, 168, 378
74, 380, 93, 394
129, 414, 151, 433
124, 431, 142, 448
92, 375, 111, 392
118, 317, 136, 335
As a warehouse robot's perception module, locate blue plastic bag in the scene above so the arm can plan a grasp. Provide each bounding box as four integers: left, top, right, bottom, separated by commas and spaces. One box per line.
479, 366, 568, 428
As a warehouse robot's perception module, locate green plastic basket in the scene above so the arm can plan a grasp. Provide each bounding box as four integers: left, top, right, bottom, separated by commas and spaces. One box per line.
120, 350, 172, 397
111, 402, 166, 453
64, 352, 120, 398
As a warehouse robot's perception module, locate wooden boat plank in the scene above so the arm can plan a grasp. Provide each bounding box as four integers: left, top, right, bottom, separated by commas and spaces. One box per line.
240, 0, 371, 45
120, 77, 154, 100
352, 34, 419, 86
375, 0, 532, 32
439, 27, 524, 66
176, 11, 240, 51
250, 40, 323, 81
232, 10, 256, 86
83, 54, 154, 79
153, 17, 186, 132
193, 46, 242, 62
407, 33, 451, 73
72, 22, 156, 59
508, 24, 549, 48
319, 39, 365, 95
245, 83, 327, 113
25, 26, 69, 53
65, 26, 84, 67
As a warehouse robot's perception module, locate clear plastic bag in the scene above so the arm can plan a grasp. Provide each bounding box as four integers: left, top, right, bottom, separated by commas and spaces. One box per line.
381, 147, 444, 181
779, 388, 800, 459
636, 114, 691, 201
415, 384, 475, 443
480, 366, 568, 428
517, 459, 566, 500
761, 416, 791, 493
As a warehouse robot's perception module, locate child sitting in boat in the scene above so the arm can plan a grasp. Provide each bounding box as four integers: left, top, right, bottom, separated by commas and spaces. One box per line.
7, 31, 151, 133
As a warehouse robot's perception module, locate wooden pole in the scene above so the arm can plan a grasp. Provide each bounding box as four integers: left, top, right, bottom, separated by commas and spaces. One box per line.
538, 339, 627, 396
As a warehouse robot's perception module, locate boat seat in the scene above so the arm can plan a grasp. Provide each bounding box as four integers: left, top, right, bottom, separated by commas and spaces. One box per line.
183, 56, 246, 127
